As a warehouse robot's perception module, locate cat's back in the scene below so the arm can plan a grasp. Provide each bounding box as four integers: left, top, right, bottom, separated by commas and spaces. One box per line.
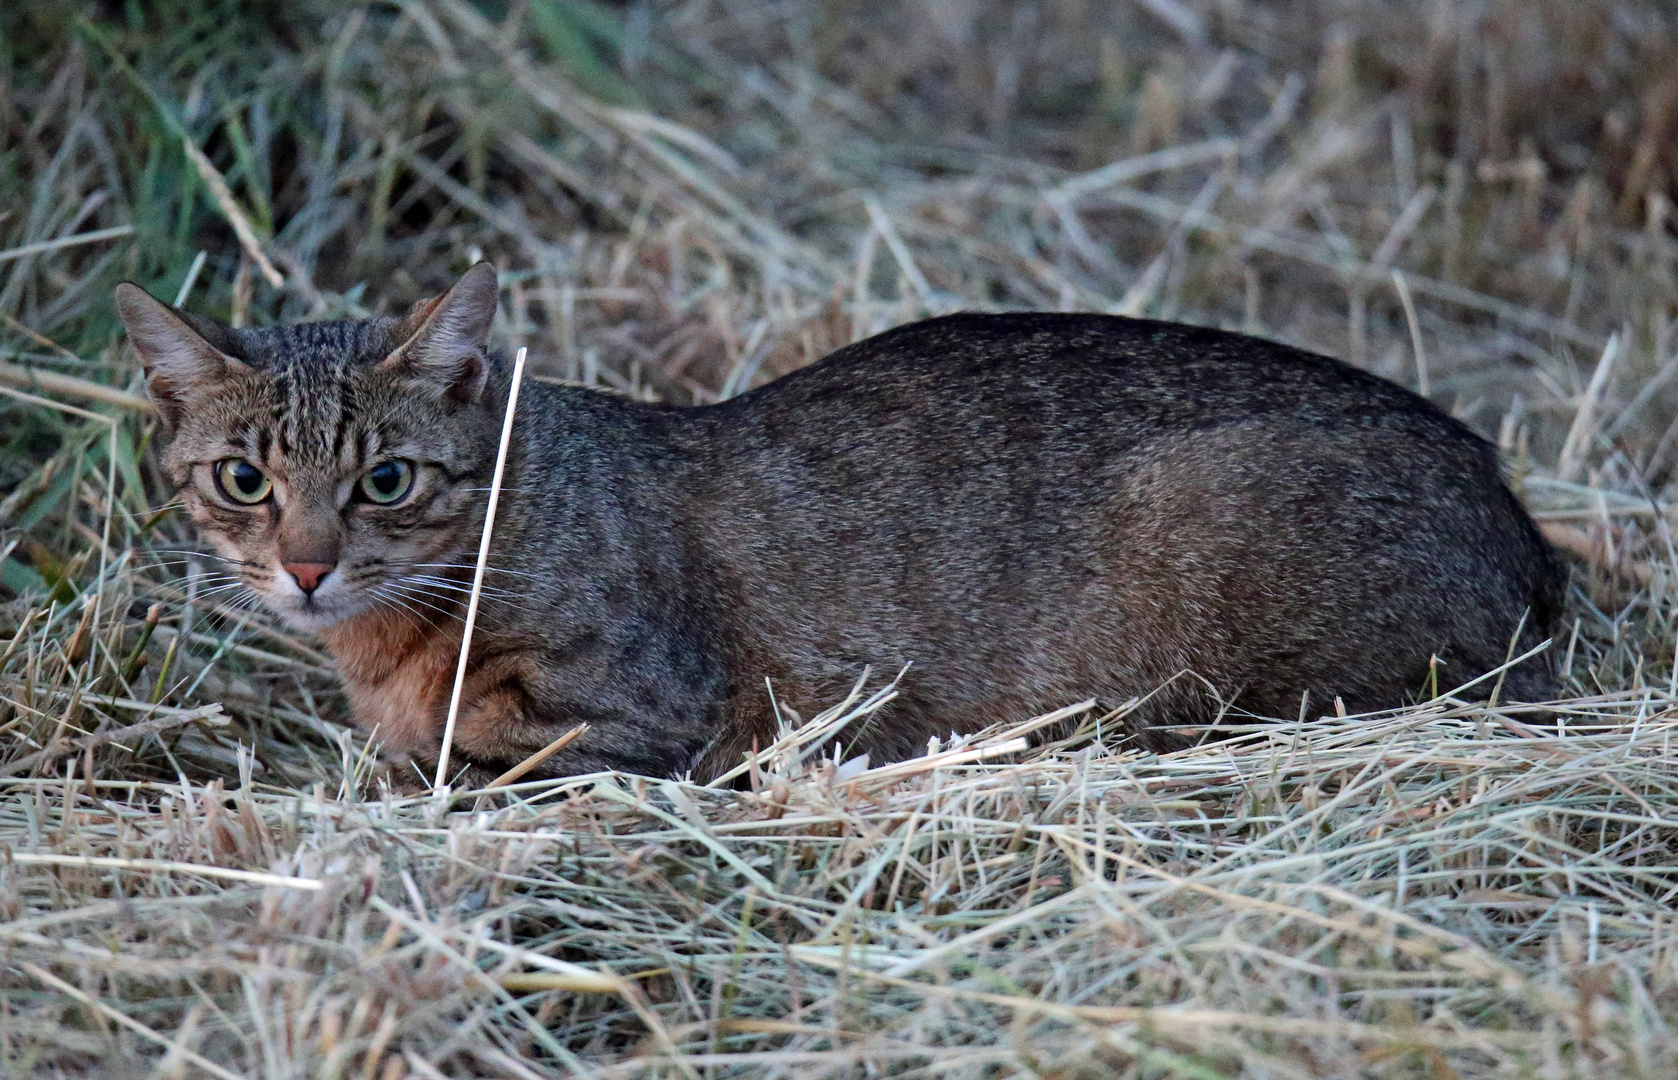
710, 312, 1476, 451
689, 312, 1494, 495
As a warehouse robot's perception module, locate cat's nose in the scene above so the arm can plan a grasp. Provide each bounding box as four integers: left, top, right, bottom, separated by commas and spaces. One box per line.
283, 562, 335, 594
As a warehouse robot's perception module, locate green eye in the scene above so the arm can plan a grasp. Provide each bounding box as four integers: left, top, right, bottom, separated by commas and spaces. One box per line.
358, 460, 414, 505
214, 460, 272, 504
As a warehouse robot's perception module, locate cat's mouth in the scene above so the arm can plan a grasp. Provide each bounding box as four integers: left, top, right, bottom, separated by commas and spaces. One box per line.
281, 596, 361, 631
261, 573, 374, 632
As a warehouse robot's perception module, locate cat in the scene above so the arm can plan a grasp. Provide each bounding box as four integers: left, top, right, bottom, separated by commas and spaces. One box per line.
115, 262, 1564, 783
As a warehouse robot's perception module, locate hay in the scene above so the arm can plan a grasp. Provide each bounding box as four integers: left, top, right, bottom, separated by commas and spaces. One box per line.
3, 1, 1678, 1075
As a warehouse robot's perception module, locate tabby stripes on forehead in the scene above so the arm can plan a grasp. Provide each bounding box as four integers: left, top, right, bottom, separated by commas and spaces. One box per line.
332, 413, 353, 463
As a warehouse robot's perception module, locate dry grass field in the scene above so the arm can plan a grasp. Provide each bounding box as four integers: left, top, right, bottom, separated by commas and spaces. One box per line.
4, 1, 1678, 1075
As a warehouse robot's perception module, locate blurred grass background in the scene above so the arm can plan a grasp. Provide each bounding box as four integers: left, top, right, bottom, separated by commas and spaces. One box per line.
5, 1, 1678, 1076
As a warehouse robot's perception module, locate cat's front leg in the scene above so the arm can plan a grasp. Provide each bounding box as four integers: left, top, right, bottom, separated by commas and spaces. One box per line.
445, 653, 707, 784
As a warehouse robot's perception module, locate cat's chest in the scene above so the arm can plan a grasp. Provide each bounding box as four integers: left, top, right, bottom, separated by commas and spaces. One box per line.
319, 611, 460, 755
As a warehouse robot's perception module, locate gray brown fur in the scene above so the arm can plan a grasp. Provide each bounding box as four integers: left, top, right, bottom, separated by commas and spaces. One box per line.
116, 264, 1564, 782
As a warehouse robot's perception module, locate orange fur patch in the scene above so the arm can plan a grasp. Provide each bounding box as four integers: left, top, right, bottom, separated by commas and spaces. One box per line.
319, 608, 460, 756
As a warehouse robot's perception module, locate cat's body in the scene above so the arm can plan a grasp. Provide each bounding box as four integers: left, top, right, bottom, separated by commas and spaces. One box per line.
117, 265, 1564, 782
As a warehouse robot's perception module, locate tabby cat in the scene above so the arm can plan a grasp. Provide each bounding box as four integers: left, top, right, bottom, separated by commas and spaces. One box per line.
115, 263, 1563, 782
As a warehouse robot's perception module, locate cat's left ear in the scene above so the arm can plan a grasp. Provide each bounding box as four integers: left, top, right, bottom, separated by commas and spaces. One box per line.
381, 262, 498, 405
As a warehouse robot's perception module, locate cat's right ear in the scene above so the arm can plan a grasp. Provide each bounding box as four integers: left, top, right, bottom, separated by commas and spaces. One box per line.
114, 283, 248, 427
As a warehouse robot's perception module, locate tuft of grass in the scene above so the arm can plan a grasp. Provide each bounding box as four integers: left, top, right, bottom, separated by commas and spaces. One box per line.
4, 1, 1678, 1075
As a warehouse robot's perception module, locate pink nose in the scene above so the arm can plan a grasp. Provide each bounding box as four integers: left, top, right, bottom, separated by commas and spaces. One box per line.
283, 562, 335, 594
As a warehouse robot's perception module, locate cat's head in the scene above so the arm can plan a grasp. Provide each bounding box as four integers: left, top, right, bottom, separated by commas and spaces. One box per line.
116, 263, 505, 632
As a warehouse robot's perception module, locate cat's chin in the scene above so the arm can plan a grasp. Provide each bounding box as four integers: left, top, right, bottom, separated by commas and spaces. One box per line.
282, 612, 354, 633
267, 596, 375, 634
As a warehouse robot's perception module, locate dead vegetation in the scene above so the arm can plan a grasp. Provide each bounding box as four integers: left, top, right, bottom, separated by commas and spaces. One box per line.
4, 1, 1678, 1075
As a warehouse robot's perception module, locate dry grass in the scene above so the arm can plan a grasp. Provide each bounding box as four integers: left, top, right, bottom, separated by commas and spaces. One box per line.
4, 1, 1678, 1075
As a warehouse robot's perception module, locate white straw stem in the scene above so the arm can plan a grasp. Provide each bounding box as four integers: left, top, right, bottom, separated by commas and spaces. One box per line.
1390, 268, 1429, 398
8, 853, 322, 891
434, 346, 527, 791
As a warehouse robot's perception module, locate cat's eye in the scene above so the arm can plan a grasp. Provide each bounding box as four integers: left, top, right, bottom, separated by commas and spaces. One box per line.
214, 460, 272, 505
358, 460, 414, 505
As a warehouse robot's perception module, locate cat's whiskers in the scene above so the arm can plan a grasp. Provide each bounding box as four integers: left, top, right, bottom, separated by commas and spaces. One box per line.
183, 574, 243, 590
398, 573, 518, 599
380, 581, 469, 620
389, 579, 517, 613
368, 586, 438, 632
149, 550, 269, 577
181, 586, 264, 620
161, 566, 240, 580
335, 565, 487, 603
193, 581, 262, 604
412, 561, 541, 581
151, 546, 261, 562
146, 558, 213, 574
160, 573, 244, 594
171, 566, 271, 589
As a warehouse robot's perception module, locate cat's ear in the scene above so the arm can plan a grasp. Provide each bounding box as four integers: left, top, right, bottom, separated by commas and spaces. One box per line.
113, 283, 249, 426
380, 262, 498, 405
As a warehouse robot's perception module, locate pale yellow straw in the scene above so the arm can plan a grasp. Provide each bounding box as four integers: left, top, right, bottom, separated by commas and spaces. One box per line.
434, 346, 527, 790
